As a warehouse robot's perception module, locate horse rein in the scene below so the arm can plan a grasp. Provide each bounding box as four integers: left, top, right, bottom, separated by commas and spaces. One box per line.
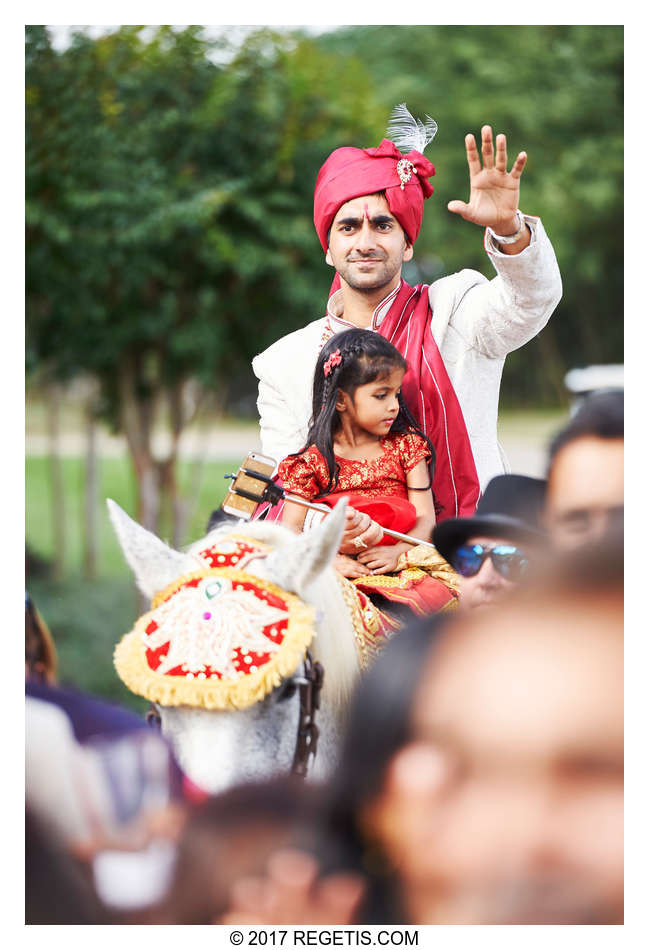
289, 649, 324, 778
145, 649, 325, 779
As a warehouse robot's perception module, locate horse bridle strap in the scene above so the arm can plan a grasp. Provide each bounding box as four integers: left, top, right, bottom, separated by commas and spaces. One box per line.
146, 650, 324, 780
291, 650, 324, 778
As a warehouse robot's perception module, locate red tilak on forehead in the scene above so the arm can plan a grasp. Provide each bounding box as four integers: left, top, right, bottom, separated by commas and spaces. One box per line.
364, 202, 370, 220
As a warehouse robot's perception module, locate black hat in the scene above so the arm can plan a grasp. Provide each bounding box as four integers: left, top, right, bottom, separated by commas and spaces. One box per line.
433, 475, 547, 565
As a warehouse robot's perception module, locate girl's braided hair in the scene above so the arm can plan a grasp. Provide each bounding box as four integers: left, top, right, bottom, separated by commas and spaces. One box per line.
293, 328, 436, 497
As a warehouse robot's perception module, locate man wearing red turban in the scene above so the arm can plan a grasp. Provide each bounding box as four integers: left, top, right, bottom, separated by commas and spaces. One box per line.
253, 112, 562, 524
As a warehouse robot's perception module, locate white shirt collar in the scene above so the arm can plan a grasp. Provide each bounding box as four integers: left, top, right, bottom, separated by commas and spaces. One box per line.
326, 281, 402, 330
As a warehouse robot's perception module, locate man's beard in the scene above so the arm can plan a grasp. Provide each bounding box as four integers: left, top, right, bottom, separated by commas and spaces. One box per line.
336, 256, 401, 293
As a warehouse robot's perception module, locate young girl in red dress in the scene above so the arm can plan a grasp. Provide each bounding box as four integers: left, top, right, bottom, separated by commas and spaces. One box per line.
278, 329, 458, 622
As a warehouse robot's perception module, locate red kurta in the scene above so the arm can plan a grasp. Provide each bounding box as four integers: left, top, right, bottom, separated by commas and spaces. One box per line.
279, 433, 457, 619
278, 432, 430, 501
327, 277, 482, 521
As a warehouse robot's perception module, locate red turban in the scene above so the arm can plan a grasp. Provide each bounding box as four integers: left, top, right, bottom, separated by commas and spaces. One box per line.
313, 138, 435, 252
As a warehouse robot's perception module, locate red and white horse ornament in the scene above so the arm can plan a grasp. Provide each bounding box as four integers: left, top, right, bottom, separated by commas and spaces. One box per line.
107, 498, 381, 795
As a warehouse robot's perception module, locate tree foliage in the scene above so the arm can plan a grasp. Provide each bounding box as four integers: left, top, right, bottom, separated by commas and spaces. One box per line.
26, 25, 382, 402
26, 24, 623, 440
316, 24, 623, 404
26, 24, 383, 530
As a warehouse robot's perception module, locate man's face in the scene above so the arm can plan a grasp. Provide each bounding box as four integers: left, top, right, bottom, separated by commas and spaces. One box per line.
546, 436, 624, 550
325, 194, 413, 294
456, 535, 522, 611
364, 594, 624, 924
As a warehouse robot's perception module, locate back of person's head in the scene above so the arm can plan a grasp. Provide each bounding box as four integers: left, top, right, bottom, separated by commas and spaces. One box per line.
205, 508, 238, 534
151, 777, 318, 924
25, 591, 57, 683
333, 613, 451, 813
317, 613, 452, 921
26, 808, 111, 924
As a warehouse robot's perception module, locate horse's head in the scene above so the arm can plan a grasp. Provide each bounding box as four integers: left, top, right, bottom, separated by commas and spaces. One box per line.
107, 500, 360, 792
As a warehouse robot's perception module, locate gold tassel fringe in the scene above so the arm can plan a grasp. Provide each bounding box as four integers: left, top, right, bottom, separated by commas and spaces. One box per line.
114, 568, 316, 711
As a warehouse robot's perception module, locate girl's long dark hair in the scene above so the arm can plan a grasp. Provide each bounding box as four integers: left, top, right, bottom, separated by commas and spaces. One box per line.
295, 329, 435, 497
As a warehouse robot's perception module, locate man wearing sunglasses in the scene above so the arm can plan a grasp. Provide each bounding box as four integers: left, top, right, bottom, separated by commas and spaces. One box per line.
433, 474, 547, 611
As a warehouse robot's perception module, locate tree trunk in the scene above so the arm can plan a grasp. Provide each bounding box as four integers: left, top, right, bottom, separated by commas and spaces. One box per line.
118, 359, 161, 534
167, 381, 187, 548
137, 461, 163, 535
118, 359, 163, 614
46, 383, 66, 580
175, 383, 228, 543
117, 364, 219, 604
83, 404, 99, 579
179, 455, 207, 542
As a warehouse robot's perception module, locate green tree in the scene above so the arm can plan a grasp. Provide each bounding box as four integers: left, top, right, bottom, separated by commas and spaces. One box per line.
26, 25, 383, 539
316, 25, 623, 405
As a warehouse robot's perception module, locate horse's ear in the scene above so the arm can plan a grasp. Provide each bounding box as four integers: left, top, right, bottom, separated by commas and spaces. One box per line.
265, 500, 347, 595
106, 499, 197, 601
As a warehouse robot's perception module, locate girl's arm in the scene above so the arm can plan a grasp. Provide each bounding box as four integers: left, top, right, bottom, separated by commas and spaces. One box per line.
281, 499, 308, 533
405, 457, 437, 541
277, 451, 318, 533
356, 459, 435, 574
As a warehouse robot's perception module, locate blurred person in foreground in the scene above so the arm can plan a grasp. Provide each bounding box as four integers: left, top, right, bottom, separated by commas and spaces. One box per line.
25, 590, 58, 684
220, 615, 448, 925
25, 593, 187, 921
355, 542, 623, 924
25, 589, 156, 743
26, 694, 186, 919
433, 474, 547, 611
138, 778, 364, 925
223, 536, 623, 925
26, 807, 112, 924
545, 389, 623, 550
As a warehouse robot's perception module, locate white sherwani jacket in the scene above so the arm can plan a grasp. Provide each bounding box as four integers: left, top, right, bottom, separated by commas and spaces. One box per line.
252, 215, 562, 490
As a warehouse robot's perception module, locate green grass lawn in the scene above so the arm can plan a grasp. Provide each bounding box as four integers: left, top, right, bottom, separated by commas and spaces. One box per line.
26, 455, 241, 707
26, 456, 240, 575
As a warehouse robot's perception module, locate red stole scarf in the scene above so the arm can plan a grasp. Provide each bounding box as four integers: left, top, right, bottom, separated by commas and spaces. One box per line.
374, 280, 480, 520
258, 279, 480, 524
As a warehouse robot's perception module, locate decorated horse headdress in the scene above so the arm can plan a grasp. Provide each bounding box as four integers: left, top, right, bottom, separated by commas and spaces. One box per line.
107, 500, 357, 712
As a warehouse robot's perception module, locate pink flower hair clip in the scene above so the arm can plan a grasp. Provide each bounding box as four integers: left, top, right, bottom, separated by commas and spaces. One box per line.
323, 349, 342, 377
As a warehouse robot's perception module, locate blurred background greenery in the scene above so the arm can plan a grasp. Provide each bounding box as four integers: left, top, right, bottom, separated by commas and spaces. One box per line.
25, 25, 622, 706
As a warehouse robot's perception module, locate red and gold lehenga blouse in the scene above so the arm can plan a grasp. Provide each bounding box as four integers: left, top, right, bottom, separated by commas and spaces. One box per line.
278, 433, 459, 650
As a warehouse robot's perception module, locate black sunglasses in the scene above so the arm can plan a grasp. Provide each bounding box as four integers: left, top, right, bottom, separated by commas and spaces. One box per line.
451, 542, 529, 582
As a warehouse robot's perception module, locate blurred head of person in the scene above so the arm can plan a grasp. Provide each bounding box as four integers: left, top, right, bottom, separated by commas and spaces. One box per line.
433, 475, 547, 611
26, 807, 112, 924
319, 613, 452, 923
358, 540, 623, 924
546, 390, 623, 551
25, 591, 57, 683
141, 777, 318, 924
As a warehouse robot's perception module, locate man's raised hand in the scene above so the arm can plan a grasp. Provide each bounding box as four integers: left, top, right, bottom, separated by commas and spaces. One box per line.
447, 126, 528, 238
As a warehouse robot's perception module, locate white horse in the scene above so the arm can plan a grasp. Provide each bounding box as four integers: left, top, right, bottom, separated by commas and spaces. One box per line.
107, 499, 361, 795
